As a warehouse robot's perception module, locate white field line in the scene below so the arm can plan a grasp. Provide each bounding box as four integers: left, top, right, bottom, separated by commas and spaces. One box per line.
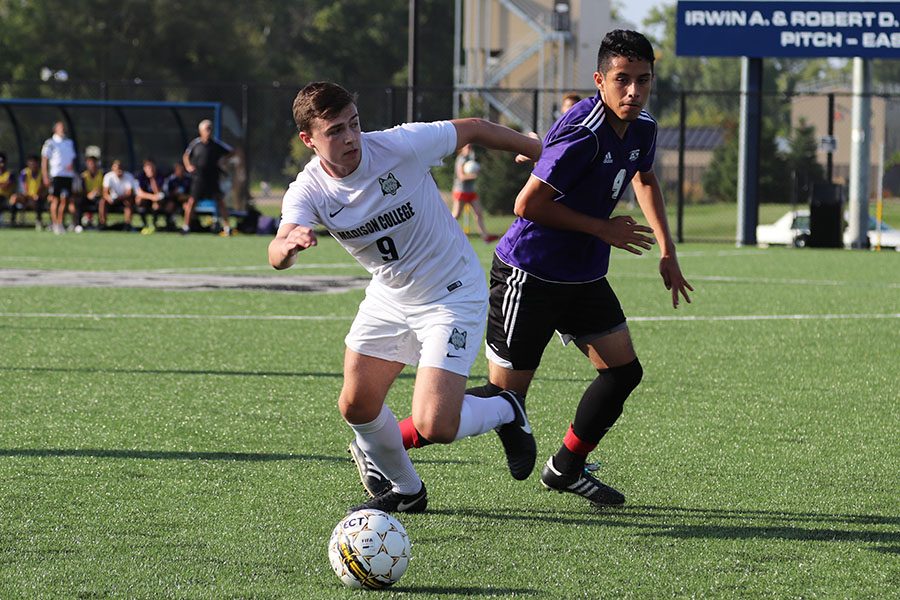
145, 263, 360, 273
0, 312, 897, 323
0, 260, 359, 272
0, 312, 350, 321
615, 272, 900, 288
619, 249, 769, 258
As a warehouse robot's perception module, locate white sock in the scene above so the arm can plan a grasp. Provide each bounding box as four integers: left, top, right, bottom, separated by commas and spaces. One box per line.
453, 393, 515, 441
349, 405, 422, 494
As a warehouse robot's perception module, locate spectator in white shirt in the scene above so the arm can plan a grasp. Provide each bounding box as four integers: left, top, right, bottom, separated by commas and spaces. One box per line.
100, 159, 137, 231
40, 121, 77, 234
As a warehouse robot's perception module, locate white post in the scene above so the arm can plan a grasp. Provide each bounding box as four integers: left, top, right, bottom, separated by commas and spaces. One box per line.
453, 0, 462, 118
847, 57, 871, 249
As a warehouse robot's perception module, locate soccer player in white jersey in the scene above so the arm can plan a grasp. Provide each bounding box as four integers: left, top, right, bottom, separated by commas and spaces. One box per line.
268, 82, 542, 514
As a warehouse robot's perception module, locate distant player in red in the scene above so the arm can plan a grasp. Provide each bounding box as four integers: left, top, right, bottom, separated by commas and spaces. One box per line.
450, 144, 497, 243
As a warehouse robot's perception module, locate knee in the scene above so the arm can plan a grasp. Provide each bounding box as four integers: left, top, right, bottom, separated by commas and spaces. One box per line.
412, 415, 457, 444
612, 358, 643, 395
338, 392, 382, 425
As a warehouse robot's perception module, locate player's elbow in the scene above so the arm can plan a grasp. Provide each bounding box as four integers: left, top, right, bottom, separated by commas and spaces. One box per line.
513, 190, 534, 220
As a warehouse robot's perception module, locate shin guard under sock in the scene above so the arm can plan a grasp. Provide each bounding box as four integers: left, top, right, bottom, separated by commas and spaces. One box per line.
553, 359, 643, 473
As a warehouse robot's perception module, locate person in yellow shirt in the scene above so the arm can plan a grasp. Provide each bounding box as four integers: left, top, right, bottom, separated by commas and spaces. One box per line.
0, 153, 15, 226
10, 155, 47, 229
76, 155, 104, 231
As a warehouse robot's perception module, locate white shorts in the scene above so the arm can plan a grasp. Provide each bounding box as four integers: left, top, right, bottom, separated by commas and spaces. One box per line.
345, 280, 487, 377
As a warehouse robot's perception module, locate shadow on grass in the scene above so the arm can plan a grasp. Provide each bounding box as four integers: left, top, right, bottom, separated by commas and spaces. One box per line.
388, 585, 541, 596
425, 504, 898, 548
0, 447, 474, 466
1, 365, 414, 380
0, 448, 342, 462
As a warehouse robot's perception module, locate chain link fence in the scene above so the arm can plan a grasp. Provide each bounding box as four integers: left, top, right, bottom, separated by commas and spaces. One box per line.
2, 80, 897, 240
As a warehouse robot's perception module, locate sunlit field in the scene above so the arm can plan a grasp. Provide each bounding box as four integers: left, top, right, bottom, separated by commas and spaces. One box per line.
0, 227, 896, 599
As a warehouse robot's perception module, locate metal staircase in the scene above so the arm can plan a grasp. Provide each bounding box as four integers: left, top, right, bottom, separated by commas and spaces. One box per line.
475, 0, 571, 129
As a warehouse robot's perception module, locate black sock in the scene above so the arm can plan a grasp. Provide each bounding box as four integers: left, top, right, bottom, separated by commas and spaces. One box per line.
553, 359, 643, 473
465, 382, 504, 398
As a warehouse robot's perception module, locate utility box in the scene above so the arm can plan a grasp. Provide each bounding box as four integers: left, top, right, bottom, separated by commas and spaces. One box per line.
808, 183, 843, 248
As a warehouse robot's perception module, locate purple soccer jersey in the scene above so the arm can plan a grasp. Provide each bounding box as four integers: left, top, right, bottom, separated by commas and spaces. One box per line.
495, 94, 658, 282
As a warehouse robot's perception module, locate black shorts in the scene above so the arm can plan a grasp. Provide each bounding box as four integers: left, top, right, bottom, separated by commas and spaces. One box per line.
190, 177, 220, 200
49, 176, 74, 198
486, 254, 627, 371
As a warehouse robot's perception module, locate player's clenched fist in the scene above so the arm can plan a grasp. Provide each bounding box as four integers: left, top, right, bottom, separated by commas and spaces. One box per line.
285, 225, 318, 250
268, 223, 318, 270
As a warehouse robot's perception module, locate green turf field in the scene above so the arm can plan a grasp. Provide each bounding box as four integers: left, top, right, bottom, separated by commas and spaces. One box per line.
0, 228, 897, 599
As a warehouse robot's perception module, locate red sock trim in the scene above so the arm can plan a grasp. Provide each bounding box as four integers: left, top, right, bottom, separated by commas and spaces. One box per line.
563, 424, 596, 457
399, 416, 432, 449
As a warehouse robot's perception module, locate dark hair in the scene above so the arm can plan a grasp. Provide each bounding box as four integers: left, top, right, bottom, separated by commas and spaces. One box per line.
562, 93, 582, 104
597, 30, 655, 74
292, 81, 357, 134
26, 154, 39, 162
0, 151, 6, 162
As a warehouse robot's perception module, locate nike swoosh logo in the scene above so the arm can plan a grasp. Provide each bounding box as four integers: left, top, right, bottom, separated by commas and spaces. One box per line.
329, 206, 345, 218
446, 353, 461, 358
397, 497, 422, 511
509, 395, 532, 434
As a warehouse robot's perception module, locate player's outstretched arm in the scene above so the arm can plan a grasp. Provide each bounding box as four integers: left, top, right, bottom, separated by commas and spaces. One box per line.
268, 222, 317, 270
451, 118, 542, 163
515, 175, 655, 255
632, 169, 693, 308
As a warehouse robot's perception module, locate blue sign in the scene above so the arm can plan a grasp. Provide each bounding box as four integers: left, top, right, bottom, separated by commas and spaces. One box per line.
677, 1, 900, 58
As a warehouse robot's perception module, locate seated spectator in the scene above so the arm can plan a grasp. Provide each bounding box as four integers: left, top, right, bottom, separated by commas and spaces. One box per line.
76, 155, 104, 232
163, 162, 191, 230
100, 159, 137, 231
10, 155, 47, 229
134, 158, 170, 233
0, 152, 15, 226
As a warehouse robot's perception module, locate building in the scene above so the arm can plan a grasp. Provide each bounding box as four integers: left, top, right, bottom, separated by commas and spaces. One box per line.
455, 0, 622, 133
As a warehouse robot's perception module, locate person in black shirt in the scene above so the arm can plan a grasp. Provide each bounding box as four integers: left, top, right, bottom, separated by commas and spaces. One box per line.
181, 119, 234, 235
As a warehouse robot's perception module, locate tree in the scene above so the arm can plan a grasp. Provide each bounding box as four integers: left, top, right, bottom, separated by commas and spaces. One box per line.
784, 118, 825, 204
702, 119, 790, 203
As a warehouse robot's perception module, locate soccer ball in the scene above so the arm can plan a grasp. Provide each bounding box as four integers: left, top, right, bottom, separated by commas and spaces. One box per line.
328, 509, 411, 589
462, 159, 481, 175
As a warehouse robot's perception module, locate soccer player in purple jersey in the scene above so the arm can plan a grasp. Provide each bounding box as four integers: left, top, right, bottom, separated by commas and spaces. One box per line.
474, 29, 694, 507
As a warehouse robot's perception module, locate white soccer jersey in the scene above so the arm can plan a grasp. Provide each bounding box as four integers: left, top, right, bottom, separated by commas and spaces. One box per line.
41, 135, 76, 178
281, 121, 483, 305
102, 170, 136, 197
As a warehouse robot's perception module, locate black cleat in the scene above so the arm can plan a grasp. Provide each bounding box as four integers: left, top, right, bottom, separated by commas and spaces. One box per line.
539, 457, 625, 506
495, 390, 537, 480
348, 439, 392, 498
348, 482, 428, 515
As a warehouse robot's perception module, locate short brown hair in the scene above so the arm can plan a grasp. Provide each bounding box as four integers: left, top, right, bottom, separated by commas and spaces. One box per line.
292, 81, 357, 134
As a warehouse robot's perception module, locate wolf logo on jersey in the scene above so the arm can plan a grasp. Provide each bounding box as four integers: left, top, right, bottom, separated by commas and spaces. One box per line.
379, 173, 402, 196
448, 328, 468, 350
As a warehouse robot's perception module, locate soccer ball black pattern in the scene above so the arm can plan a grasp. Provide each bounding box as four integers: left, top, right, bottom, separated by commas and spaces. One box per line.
328, 509, 411, 589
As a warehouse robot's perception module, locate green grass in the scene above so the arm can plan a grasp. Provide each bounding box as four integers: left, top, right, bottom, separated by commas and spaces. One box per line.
0, 229, 897, 599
